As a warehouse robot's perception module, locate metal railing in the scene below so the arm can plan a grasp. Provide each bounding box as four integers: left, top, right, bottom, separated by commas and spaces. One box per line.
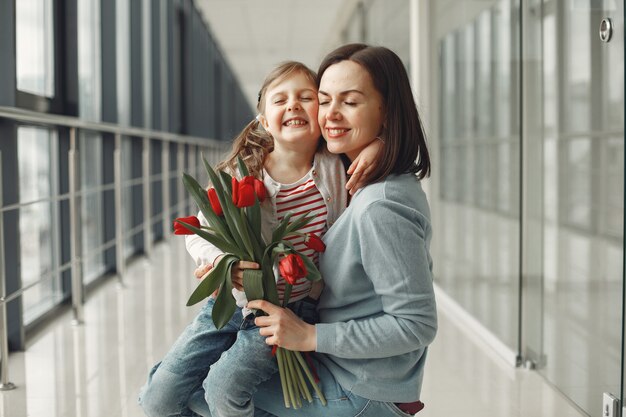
0, 106, 230, 389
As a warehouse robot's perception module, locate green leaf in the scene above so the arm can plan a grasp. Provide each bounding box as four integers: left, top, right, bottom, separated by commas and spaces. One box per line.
202, 158, 249, 255
298, 252, 322, 282
175, 220, 245, 258
272, 212, 293, 243
212, 258, 239, 329
284, 212, 316, 235
261, 259, 280, 305
219, 170, 234, 194
186, 255, 239, 306
236, 156, 250, 177
182, 173, 234, 246
281, 284, 293, 307
243, 269, 264, 302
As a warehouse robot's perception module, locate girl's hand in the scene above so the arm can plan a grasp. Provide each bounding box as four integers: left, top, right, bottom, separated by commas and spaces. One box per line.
248, 300, 317, 352
195, 264, 219, 298
346, 137, 383, 194
212, 255, 260, 291
194, 264, 213, 280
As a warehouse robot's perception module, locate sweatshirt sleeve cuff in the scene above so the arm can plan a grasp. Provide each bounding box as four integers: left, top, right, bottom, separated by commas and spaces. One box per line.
315, 323, 336, 354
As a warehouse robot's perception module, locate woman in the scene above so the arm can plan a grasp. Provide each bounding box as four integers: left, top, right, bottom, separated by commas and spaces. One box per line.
232, 43, 436, 417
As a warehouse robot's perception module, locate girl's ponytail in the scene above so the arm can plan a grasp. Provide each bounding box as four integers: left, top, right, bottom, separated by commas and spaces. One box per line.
215, 118, 273, 179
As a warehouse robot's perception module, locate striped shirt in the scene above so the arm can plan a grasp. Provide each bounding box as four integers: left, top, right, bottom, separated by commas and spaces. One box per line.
274, 169, 328, 301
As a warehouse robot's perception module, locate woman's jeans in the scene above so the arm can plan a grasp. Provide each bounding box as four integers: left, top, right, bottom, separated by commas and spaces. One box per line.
138, 297, 318, 417
186, 355, 419, 417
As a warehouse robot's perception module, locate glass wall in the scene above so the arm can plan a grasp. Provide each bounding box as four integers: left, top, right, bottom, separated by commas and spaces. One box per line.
18, 126, 61, 324
427, 0, 624, 415
16, 0, 55, 97
1, 0, 251, 349
434, 0, 521, 352
529, 0, 624, 413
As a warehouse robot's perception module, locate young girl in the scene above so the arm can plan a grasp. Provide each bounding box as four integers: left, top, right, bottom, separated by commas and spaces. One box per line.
138, 61, 380, 417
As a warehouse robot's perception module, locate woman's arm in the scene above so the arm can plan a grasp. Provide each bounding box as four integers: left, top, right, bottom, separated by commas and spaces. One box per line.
315, 199, 437, 359
250, 200, 437, 357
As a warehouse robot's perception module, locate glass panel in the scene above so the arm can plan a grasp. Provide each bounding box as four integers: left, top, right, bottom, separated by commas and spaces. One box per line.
538, 0, 624, 414
80, 132, 105, 284
78, 0, 101, 121
122, 137, 137, 256
434, 0, 521, 351
16, 0, 55, 97
117, 0, 131, 125
18, 127, 61, 324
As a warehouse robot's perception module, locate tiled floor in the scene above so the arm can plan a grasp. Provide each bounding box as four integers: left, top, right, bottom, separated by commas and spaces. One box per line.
1, 240, 589, 417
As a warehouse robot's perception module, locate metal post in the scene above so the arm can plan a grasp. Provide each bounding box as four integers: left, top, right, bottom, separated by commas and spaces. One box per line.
69, 128, 84, 325
0, 150, 16, 390
114, 133, 125, 285
142, 136, 152, 256
161, 141, 170, 240
177, 143, 185, 217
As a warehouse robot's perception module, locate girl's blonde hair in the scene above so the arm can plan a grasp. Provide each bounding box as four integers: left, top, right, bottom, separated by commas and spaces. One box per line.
216, 61, 317, 178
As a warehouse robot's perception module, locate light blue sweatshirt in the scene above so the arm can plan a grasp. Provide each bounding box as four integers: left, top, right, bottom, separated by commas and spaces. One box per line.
316, 173, 437, 403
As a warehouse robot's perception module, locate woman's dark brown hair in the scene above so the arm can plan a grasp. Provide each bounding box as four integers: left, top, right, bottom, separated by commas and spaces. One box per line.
317, 44, 430, 183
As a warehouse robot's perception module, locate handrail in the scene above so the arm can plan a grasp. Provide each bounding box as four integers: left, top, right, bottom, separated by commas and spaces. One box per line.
0, 106, 231, 389
0, 106, 222, 146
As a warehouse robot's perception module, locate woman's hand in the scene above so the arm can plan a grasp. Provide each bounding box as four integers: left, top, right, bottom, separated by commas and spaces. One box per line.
210, 255, 260, 291
248, 300, 317, 352
345, 137, 383, 194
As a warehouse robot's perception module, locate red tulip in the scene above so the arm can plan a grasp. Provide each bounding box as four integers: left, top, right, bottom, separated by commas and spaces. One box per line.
174, 215, 200, 235
278, 254, 307, 285
254, 178, 267, 202
207, 188, 223, 216
304, 233, 326, 252
232, 176, 256, 208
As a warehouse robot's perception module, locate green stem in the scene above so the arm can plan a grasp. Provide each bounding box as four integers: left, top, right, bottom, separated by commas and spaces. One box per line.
294, 351, 327, 406
275, 348, 290, 408
285, 350, 302, 409
293, 352, 313, 403
283, 349, 298, 409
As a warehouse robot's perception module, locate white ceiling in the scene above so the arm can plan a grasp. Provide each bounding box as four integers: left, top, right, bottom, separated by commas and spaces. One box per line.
194, 0, 358, 109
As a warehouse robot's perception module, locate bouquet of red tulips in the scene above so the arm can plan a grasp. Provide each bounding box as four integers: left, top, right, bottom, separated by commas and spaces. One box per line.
174, 156, 327, 409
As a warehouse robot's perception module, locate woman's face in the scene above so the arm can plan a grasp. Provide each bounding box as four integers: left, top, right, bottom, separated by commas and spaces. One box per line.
318, 60, 385, 161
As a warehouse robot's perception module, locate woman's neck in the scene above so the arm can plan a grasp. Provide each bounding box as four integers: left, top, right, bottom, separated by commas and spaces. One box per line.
264, 144, 316, 184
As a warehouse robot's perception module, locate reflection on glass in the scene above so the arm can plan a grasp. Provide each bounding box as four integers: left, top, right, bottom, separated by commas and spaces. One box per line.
80, 132, 105, 284
117, 0, 131, 126
16, 0, 55, 97
539, 1, 624, 414
122, 138, 137, 256
78, 0, 102, 121
436, 1, 521, 351
18, 127, 60, 324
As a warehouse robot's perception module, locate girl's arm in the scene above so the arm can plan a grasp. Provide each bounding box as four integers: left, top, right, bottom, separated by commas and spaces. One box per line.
186, 211, 259, 289
185, 210, 225, 269
345, 138, 383, 194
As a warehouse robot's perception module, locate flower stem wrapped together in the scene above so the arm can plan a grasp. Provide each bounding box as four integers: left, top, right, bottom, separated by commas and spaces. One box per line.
174, 155, 327, 409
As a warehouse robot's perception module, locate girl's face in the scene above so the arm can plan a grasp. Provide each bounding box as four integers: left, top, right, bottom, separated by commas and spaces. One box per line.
317, 60, 385, 161
260, 72, 320, 150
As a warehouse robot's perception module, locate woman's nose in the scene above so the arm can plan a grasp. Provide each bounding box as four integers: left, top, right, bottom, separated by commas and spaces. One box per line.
325, 104, 341, 120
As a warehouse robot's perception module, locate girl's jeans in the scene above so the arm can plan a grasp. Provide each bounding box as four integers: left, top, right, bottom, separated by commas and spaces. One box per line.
138, 297, 318, 417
